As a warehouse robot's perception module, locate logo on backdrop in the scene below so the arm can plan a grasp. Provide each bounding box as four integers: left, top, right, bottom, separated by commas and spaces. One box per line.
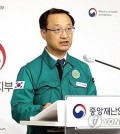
88, 8, 118, 17
73, 104, 86, 119
89, 8, 97, 17
88, 115, 102, 128
0, 44, 6, 70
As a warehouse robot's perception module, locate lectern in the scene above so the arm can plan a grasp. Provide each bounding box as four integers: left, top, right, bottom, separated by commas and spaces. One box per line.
20, 100, 65, 127
20, 96, 120, 134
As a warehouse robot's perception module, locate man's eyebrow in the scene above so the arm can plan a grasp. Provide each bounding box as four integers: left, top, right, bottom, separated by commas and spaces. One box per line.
51, 24, 73, 27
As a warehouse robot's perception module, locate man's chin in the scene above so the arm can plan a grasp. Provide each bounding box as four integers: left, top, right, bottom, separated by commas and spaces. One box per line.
61, 46, 70, 51
60, 48, 69, 52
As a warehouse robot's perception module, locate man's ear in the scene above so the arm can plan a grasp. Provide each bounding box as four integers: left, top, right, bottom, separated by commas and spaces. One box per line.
40, 29, 47, 40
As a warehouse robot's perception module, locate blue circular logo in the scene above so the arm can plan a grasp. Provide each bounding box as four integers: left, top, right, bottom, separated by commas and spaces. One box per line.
89, 8, 97, 17
73, 104, 86, 119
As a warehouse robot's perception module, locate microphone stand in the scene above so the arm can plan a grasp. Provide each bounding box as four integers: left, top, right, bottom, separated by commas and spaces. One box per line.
95, 59, 120, 70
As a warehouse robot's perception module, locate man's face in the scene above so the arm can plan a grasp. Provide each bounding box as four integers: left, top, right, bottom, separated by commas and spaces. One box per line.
41, 13, 74, 57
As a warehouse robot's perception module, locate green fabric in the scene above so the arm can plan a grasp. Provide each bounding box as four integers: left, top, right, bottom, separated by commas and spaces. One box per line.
11, 49, 97, 134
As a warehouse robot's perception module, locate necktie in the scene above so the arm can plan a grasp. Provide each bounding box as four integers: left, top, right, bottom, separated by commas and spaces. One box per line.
56, 59, 65, 80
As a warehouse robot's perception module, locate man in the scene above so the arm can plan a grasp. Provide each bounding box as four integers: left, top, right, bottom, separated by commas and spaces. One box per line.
11, 8, 97, 134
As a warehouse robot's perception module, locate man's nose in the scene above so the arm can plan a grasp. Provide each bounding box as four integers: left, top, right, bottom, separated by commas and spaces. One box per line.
60, 29, 69, 38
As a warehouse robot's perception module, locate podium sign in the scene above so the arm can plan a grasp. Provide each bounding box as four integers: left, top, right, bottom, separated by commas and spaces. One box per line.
65, 96, 120, 129
21, 96, 120, 130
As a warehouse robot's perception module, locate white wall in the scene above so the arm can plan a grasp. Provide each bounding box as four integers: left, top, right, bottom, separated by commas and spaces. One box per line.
0, 0, 120, 133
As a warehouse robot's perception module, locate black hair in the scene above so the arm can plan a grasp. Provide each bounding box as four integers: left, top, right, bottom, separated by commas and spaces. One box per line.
39, 8, 75, 29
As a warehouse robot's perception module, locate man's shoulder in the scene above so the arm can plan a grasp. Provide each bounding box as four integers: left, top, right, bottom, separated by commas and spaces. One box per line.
68, 54, 91, 75
68, 54, 89, 68
27, 55, 42, 66
21, 55, 42, 71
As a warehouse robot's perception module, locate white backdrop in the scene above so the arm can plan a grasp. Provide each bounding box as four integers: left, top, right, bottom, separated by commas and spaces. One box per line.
0, 0, 120, 133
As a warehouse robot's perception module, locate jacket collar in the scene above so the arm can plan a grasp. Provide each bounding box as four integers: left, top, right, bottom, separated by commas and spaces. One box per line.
41, 49, 74, 69
66, 53, 74, 67
42, 49, 56, 69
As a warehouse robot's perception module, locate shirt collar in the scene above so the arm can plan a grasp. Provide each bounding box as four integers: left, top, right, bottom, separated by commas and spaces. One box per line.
45, 47, 67, 61
42, 48, 74, 69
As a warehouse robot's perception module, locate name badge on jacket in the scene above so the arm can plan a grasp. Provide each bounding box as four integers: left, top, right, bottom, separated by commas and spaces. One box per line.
76, 82, 87, 88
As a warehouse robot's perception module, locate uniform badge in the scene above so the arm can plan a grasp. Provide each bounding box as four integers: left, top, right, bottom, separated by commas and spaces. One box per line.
15, 81, 25, 89
72, 70, 80, 79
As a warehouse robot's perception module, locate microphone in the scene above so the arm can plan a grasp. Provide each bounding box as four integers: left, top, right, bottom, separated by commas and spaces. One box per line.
83, 54, 120, 70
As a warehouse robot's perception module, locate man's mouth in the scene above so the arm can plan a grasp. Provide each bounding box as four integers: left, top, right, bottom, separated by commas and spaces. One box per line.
60, 41, 69, 45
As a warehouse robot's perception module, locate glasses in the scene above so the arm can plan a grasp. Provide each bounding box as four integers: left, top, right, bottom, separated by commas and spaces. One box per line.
46, 27, 75, 35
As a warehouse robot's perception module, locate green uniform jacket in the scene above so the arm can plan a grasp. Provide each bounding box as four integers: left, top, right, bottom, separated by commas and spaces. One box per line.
11, 49, 97, 134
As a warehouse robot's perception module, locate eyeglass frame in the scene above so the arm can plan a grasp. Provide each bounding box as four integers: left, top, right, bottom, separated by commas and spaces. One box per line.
45, 26, 75, 34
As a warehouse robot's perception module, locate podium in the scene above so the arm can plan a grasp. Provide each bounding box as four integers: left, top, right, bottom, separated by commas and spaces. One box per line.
20, 100, 65, 126
20, 96, 120, 134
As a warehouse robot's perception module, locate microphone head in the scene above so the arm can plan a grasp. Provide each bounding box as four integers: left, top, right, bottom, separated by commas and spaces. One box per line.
83, 54, 95, 63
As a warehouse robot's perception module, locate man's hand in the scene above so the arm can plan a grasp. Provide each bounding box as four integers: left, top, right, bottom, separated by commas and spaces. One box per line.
43, 103, 51, 110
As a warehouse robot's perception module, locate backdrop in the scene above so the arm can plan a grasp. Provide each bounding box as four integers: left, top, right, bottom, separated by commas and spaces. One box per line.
0, 0, 120, 133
